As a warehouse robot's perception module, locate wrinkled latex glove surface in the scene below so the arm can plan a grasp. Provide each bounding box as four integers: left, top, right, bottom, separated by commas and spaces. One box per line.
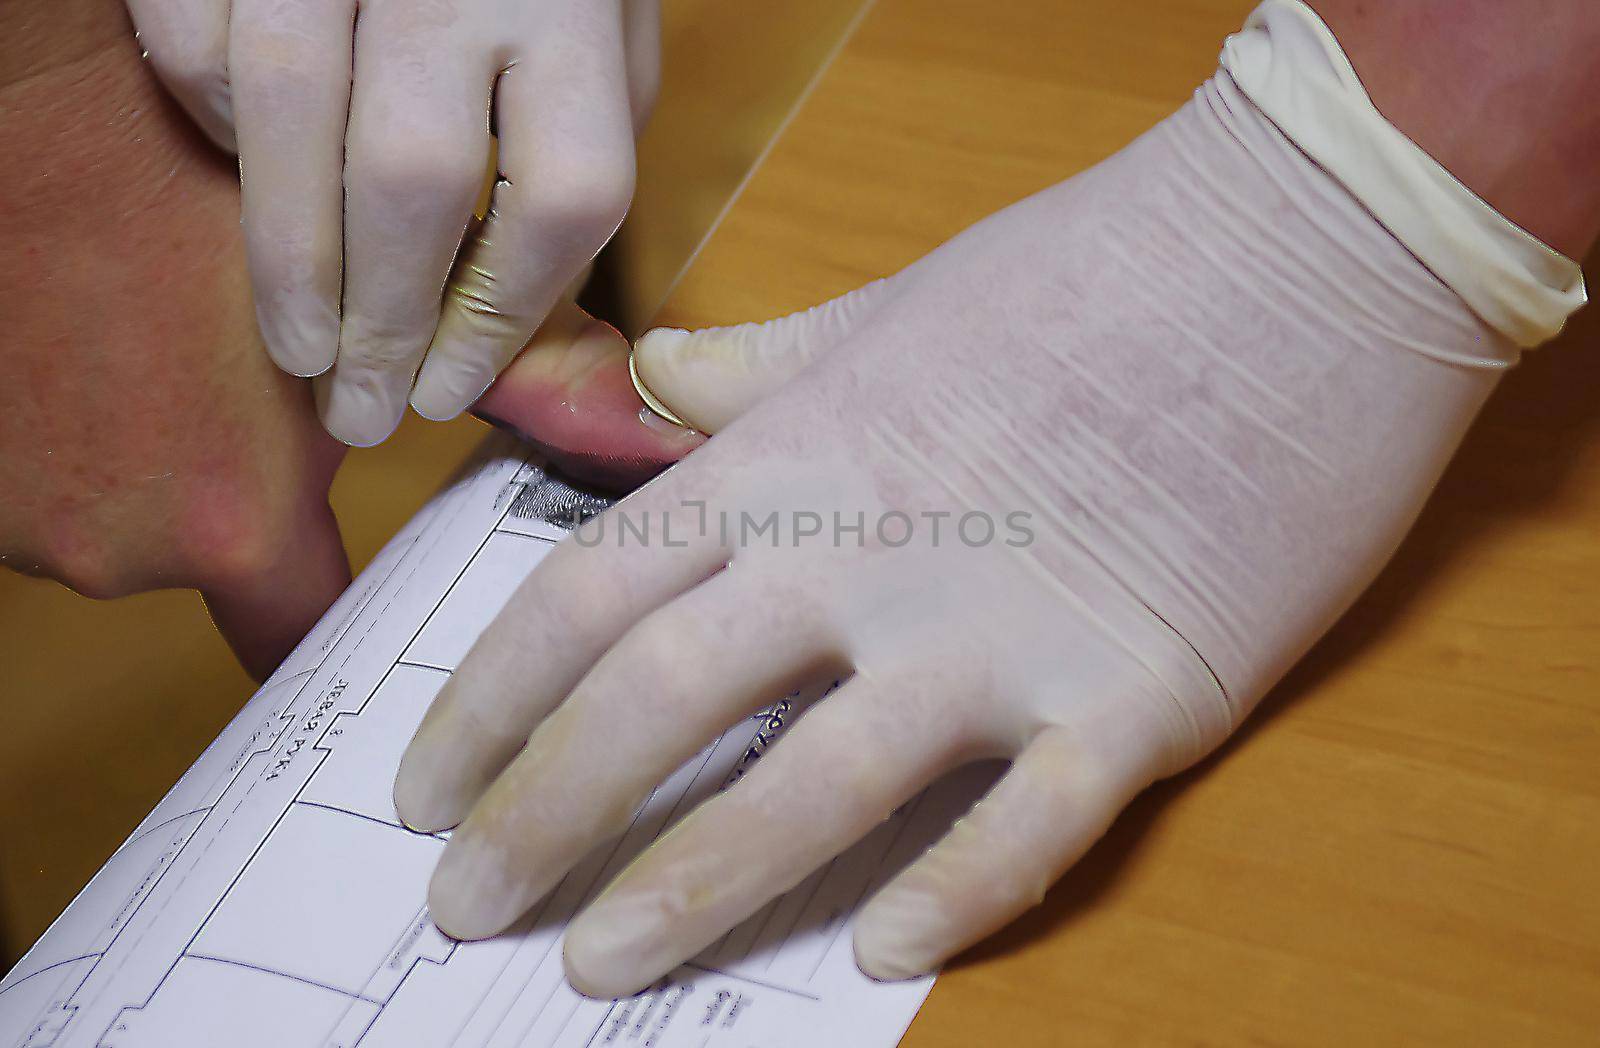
394, 50, 1551, 998
124, 0, 662, 448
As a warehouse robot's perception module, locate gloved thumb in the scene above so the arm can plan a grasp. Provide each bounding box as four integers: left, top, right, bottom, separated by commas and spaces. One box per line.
633, 277, 894, 434
472, 299, 705, 493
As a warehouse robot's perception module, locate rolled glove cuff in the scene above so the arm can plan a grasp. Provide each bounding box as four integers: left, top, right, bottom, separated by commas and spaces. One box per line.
1220, 0, 1587, 348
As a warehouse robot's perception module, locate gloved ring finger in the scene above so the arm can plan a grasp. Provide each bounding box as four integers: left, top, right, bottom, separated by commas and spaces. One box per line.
852, 724, 1165, 981
562, 660, 1006, 998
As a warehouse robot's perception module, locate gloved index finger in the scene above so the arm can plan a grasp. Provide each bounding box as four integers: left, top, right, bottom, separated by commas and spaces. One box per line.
323, 13, 495, 447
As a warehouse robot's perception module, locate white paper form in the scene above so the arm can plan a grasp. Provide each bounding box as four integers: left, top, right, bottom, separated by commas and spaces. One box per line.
1, 441, 984, 1048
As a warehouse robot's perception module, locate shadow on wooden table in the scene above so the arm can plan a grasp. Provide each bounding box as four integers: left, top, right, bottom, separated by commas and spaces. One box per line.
952, 250, 1600, 969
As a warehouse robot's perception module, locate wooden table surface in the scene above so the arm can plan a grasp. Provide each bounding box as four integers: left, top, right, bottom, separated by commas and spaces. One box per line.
5, 0, 1598, 1043
656, 0, 1600, 1044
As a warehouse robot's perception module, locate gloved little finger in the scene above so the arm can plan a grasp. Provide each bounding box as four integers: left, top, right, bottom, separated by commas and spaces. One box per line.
851, 723, 1165, 982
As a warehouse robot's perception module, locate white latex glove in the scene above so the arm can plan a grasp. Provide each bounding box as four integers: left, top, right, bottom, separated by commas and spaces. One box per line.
124, 0, 661, 447
393, 1, 1584, 997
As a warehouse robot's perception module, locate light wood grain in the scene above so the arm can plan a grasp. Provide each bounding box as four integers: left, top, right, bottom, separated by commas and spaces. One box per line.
655, 0, 1600, 1044
608, 0, 871, 334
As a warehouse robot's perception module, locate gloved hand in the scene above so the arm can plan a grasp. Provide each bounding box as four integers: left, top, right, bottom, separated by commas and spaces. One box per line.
124, 0, 662, 447
393, 2, 1584, 996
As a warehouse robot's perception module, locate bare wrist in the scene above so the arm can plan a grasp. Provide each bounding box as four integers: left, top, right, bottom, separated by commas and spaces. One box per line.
1313, 0, 1600, 259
